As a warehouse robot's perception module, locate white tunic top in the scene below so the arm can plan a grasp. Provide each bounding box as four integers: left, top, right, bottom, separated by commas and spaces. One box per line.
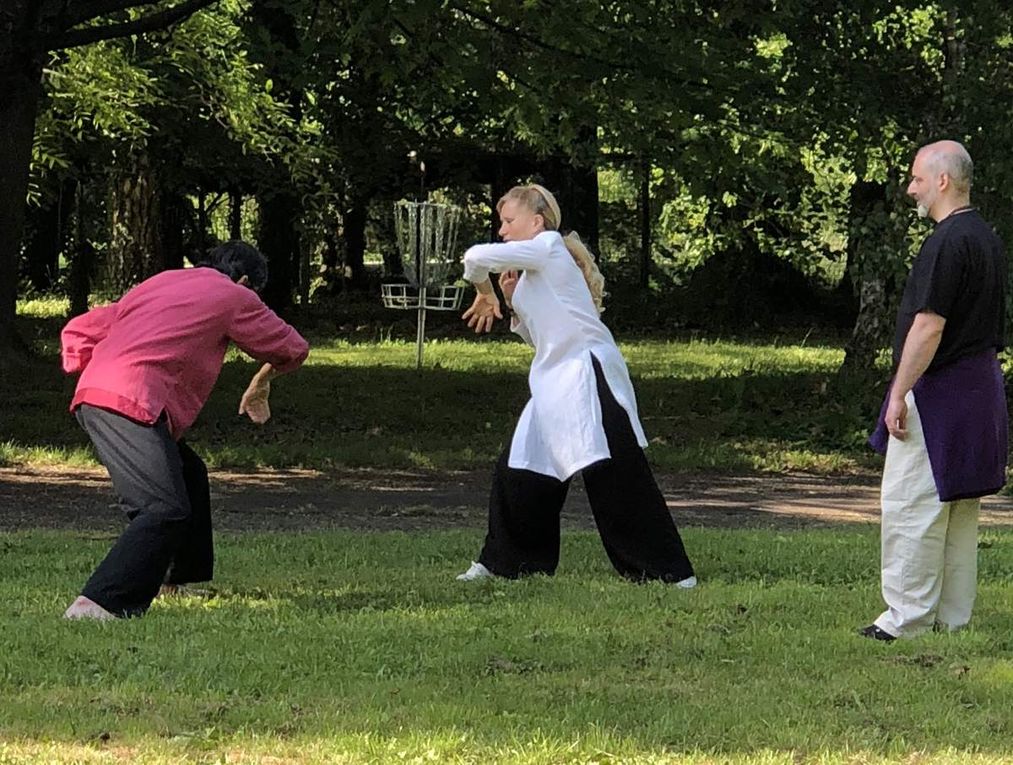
463, 230, 649, 480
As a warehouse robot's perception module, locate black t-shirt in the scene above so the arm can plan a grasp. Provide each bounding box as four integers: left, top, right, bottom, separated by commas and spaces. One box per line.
892, 209, 1007, 372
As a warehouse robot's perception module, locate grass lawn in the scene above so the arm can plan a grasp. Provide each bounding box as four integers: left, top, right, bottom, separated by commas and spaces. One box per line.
3, 297, 883, 475
7, 298, 1013, 763
5, 527, 1013, 763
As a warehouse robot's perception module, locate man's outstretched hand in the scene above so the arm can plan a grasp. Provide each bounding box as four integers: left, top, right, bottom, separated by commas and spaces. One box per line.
239, 378, 271, 424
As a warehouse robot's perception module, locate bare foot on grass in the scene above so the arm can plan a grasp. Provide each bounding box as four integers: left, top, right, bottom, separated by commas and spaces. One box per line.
63, 595, 116, 621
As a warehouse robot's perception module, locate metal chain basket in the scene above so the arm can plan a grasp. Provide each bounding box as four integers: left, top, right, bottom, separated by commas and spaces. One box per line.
383, 201, 464, 311
381, 283, 465, 310
382, 199, 466, 369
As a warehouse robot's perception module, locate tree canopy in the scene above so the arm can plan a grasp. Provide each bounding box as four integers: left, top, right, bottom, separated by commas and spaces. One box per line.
5, 0, 1013, 370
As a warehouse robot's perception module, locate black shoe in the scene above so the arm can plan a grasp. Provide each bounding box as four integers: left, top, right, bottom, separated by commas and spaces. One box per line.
858, 624, 896, 642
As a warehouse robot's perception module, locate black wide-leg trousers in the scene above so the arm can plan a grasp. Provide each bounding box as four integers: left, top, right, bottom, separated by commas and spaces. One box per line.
477, 355, 694, 583
76, 404, 213, 617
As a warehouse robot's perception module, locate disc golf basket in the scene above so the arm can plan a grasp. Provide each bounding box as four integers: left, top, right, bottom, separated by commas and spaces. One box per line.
382, 200, 464, 369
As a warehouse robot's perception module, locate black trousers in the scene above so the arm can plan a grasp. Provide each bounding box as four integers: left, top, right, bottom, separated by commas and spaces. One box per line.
477, 356, 695, 582
76, 404, 213, 617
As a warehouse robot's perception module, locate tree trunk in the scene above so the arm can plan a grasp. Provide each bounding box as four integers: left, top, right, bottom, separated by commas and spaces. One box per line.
24, 177, 74, 292
322, 231, 339, 273
839, 181, 897, 378
639, 157, 652, 290
68, 179, 100, 317
229, 190, 242, 241
378, 198, 403, 281
343, 200, 367, 287
841, 274, 893, 377
159, 191, 188, 271
105, 153, 163, 292
0, 48, 43, 356
566, 159, 600, 257
196, 192, 209, 252
937, 9, 965, 137
490, 156, 514, 240
298, 238, 311, 305
545, 152, 600, 257
258, 191, 301, 310
246, 2, 304, 308
68, 239, 98, 318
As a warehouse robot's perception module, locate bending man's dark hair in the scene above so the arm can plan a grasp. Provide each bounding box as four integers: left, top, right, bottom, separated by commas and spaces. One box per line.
202, 240, 269, 291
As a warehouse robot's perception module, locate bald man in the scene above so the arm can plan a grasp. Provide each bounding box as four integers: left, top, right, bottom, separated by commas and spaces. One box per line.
861, 140, 1008, 641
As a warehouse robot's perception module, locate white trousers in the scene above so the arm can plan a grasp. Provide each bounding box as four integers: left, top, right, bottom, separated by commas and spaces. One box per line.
875, 392, 980, 637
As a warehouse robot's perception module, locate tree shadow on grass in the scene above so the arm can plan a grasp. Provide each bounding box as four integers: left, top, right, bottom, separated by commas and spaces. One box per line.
2, 351, 882, 476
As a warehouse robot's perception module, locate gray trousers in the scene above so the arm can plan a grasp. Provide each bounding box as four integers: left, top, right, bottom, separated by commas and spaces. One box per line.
76, 404, 213, 617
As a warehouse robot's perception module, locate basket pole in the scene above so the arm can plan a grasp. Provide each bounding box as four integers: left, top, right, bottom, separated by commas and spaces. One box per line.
415, 205, 425, 370
416, 287, 427, 370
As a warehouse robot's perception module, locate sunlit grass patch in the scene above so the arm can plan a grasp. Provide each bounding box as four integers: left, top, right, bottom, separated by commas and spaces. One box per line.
621, 336, 846, 380
650, 438, 873, 474
0, 441, 97, 469
15, 296, 71, 319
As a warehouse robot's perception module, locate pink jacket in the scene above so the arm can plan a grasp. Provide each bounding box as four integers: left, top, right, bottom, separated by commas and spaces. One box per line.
61, 267, 309, 439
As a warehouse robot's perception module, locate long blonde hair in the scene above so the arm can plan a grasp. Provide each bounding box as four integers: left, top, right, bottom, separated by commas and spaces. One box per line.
497, 184, 606, 314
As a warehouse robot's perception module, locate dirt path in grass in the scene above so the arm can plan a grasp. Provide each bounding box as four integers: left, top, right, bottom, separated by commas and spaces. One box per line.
4, 464, 1013, 533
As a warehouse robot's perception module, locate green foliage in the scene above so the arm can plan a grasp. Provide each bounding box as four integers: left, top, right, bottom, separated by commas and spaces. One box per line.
161, 0, 297, 161
18, 0, 1013, 348
777, 2, 1013, 284
654, 182, 722, 283
31, 0, 317, 201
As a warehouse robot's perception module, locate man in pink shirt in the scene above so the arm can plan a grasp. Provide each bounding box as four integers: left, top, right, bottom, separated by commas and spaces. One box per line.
60, 241, 309, 620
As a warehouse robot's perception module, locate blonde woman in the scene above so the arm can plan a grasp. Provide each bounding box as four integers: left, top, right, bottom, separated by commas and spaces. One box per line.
457, 184, 696, 586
